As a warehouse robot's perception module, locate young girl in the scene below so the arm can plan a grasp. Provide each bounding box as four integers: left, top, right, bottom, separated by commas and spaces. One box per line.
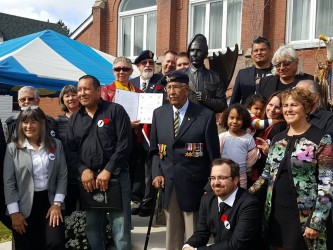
244, 94, 273, 135
219, 104, 260, 188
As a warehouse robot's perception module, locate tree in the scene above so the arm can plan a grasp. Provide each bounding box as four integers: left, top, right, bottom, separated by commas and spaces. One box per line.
57, 20, 70, 36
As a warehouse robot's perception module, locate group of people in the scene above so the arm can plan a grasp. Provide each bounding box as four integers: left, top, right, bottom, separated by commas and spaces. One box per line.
0, 32, 332, 250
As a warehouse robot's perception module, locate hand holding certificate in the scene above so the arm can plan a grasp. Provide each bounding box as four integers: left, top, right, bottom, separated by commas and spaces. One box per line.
115, 89, 163, 124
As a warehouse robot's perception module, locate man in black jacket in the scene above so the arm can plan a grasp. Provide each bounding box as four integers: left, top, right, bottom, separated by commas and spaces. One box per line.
184, 158, 261, 250
230, 36, 273, 104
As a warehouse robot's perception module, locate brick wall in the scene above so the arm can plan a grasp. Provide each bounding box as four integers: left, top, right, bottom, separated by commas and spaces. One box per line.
39, 97, 62, 119
75, 0, 323, 91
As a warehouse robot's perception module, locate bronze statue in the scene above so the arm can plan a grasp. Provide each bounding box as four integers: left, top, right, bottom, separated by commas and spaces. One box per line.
185, 34, 228, 113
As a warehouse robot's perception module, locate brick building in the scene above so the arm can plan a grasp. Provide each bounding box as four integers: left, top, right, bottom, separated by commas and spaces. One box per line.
72, 0, 332, 93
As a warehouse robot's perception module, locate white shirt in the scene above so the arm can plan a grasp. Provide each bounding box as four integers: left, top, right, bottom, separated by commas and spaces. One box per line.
140, 77, 150, 91
218, 187, 238, 211
173, 99, 189, 126
182, 188, 238, 250
7, 139, 65, 214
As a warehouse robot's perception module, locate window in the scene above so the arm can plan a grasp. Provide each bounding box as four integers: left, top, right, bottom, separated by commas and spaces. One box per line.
286, 0, 333, 48
189, 0, 242, 52
119, 0, 157, 57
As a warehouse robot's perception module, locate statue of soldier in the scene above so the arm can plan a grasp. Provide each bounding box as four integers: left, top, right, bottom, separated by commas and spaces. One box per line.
184, 34, 227, 113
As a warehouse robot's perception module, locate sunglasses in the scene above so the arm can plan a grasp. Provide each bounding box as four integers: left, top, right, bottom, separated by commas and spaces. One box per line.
113, 67, 131, 72
274, 60, 294, 68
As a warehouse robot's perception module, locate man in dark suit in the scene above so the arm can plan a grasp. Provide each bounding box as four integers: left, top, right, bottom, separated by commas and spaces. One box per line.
130, 50, 162, 93
129, 50, 163, 216
151, 70, 220, 250
230, 36, 273, 104
183, 158, 261, 250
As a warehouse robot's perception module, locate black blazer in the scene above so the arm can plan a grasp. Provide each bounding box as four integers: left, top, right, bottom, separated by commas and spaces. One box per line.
130, 74, 162, 93
150, 101, 220, 211
185, 188, 262, 250
256, 73, 314, 99
230, 66, 256, 104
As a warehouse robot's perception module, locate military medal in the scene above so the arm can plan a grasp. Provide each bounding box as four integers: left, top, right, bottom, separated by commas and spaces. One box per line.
185, 143, 193, 157
198, 143, 203, 157
158, 144, 166, 159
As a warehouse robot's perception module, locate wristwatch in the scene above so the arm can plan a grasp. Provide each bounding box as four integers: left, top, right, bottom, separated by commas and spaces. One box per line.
53, 201, 62, 207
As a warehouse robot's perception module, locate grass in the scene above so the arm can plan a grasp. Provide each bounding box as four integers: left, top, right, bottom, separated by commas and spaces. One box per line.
0, 222, 11, 243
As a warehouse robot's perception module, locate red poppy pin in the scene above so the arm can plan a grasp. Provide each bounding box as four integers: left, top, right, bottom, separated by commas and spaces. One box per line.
49, 148, 55, 160
221, 214, 230, 230
103, 118, 110, 125
221, 214, 228, 223
156, 85, 162, 91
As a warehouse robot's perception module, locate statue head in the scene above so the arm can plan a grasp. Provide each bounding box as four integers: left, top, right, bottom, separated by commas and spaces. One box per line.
187, 34, 209, 68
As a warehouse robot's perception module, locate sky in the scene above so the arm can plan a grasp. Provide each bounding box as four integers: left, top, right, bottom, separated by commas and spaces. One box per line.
1, 0, 96, 32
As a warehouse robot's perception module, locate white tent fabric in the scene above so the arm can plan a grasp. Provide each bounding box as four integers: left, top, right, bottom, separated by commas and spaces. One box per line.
0, 29, 139, 95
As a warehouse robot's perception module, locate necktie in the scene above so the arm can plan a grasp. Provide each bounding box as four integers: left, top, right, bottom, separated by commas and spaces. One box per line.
174, 110, 179, 137
219, 202, 229, 218
142, 82, 147, 92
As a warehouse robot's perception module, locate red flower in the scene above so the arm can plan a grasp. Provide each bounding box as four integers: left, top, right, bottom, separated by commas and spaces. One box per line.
221, 214, 228, 222
103, 118, 110, 125
49, 147, 55, 153
156, 85, 162, 91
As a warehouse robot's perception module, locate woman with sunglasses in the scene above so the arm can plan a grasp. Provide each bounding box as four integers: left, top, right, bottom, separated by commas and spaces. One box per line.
257, 45, 313, 99
101, 56, 141, 102
3, 106, 68, 250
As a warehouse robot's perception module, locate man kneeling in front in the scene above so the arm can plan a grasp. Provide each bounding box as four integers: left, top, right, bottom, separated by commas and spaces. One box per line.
183, 158, 261, 250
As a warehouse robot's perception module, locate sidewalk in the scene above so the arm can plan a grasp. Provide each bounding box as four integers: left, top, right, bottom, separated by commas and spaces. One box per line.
0, 215, 166, 250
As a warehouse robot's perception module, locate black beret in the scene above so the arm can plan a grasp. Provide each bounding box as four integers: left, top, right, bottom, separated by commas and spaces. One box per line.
162, 70, 189, 85
134, 50, 154, 64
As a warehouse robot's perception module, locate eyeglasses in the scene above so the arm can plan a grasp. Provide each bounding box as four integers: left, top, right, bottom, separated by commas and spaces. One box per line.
113, 67, 131, 72
208, 176, 232, 182
21, 105, 39, 111
274, 60, 294, 68
141, 60, 154, 66
166, 84, 187, 91
18, 97, 37, 103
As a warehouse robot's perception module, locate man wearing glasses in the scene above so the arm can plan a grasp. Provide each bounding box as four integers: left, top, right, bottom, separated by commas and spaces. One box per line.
230, 36, 273, 104
150, 70, 220, 250
4, 86, 58, 143
130, 50, 164, 217
183, 158, 261, 250
131, 50, 162, 93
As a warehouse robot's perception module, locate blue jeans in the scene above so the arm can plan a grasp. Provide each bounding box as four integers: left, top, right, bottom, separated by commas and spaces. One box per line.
85, 169, 131, 250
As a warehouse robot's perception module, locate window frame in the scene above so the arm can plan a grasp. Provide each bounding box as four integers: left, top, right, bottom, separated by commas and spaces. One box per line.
118, 4, 157, 59
286, 0, 331, 49
188, 0, 242, 55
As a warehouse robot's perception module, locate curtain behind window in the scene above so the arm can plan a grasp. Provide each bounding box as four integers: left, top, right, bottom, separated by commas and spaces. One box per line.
134, 15, 144, 55
291, 0, 310, 41
315, 0, 333, 37
122, 17, 131, 56
209, 1, 223, 49
226, 0, 241, 47
193, 4, 206, 36
147, 12, 157, 53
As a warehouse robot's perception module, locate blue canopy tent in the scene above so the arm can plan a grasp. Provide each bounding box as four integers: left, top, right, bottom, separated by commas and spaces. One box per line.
0, 29, 138, 96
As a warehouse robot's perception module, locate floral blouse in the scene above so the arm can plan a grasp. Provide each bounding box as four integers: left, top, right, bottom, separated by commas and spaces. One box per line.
249, 126, 333, 250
